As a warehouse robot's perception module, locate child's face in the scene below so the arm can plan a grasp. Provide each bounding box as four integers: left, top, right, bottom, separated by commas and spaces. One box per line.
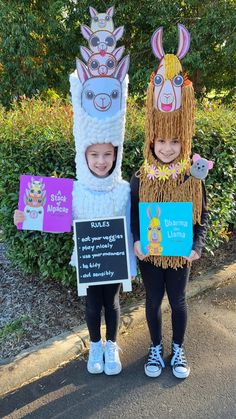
86, 143, 116, 178
154, 138, 181, 164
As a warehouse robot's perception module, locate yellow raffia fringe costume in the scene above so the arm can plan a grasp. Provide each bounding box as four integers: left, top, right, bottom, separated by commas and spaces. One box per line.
138, 72, 203, 269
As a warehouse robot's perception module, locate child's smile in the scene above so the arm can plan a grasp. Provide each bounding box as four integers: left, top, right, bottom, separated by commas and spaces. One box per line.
86, 143, 116, 178
154, 138, 181, 164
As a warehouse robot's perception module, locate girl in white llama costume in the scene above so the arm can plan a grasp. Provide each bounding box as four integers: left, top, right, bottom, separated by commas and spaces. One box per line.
70, 6, 136, 376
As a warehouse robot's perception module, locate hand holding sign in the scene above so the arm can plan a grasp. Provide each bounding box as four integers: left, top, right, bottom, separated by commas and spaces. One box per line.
134, 240, 148, 261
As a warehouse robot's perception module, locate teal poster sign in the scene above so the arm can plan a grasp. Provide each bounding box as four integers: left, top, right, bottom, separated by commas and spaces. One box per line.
139, 202, 193, 257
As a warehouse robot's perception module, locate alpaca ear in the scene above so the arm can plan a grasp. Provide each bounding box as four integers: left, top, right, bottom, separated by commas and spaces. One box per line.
80, 46, 92, 63
80, 24, 92, 41
113, 26, 124, 41
89, 6, 97, 18
113, 46, 125, 61
76, 58, 90, 83
115, 55, 130, 82
107, 6, 114, 17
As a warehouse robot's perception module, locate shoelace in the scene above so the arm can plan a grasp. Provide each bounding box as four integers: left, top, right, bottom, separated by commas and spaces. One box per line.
106, 341, 121, 362
172, 345, 187, 367
147, 345, 165, 368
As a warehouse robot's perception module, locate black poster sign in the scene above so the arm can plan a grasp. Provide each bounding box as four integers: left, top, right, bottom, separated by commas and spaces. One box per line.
74, 217, 132, 296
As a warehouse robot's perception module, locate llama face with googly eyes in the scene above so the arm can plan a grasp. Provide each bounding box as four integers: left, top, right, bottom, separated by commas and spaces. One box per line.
151, 24, 190, 112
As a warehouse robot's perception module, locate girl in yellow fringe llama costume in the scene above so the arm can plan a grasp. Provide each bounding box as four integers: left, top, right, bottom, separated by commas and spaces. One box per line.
130, 24, 208, 379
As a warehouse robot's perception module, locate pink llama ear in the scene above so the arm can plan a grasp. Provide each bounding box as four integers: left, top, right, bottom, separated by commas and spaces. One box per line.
151, 27, 165, 60
176, 23, 191, 60
208, 161, 214, 170
192, 153, 201, 162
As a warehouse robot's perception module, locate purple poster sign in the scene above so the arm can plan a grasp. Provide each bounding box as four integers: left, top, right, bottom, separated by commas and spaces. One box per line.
17, 175, 73, 233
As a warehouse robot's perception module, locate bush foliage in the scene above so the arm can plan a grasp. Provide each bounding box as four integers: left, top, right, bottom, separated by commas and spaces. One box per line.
0, 97, 235, 285
0, 0, 235, 107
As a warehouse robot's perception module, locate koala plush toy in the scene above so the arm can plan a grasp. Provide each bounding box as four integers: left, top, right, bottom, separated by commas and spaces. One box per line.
190, 154, 214, 180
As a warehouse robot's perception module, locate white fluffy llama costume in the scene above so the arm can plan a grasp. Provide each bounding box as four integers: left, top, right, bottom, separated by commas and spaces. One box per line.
70, 6, 130, 266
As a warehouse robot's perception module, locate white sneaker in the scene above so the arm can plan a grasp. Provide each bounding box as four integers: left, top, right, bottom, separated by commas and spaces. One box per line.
144, 342, 165, 377
87, 340, 104, 374
171, 342, 190, 379
104, 340, 122, 375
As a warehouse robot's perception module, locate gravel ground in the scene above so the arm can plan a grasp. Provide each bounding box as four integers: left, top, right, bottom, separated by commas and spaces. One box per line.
0, 236, 235, 361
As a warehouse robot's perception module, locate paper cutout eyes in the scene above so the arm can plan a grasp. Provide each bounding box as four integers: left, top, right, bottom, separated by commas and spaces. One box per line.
89, 6, 114, 32
190, 154, 214, 180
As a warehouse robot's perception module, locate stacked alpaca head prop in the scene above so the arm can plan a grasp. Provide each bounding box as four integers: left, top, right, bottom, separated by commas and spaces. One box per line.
70, 6, 130, 189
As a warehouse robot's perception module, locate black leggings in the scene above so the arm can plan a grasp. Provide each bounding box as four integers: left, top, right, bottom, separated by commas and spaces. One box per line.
139, 261, 190, 346
85, 283, 121, 342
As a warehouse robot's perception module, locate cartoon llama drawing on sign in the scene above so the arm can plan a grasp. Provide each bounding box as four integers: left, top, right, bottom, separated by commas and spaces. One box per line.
22, 178, 46, 231
151, 24, 190, 112
146, 205, 163, 255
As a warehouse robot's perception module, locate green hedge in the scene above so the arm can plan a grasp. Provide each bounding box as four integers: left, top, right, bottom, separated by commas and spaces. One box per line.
0, 97, 235, 285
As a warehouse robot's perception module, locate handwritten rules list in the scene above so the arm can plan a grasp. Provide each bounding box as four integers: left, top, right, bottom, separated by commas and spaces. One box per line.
74, 217, 131, 295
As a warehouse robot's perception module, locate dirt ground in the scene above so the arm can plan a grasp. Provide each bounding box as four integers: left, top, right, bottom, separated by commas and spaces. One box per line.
0, 236, 235, 361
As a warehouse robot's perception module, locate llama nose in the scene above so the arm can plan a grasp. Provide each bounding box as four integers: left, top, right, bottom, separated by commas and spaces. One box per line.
99, 43, 106, 51
99, 65, 108, 75
152, 231, 158, 239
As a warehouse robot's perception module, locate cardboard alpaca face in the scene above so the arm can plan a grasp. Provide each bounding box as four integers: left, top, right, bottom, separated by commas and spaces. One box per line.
76, 55, 129, 119
151, 24, 190, 112
89, 6, 114, 32
190, 154, 214, 179
80, 46, 124, 77
81, 25, 124, 54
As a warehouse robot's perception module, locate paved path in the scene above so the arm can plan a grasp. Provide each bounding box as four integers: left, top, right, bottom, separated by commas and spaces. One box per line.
1, 277, 235, 419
